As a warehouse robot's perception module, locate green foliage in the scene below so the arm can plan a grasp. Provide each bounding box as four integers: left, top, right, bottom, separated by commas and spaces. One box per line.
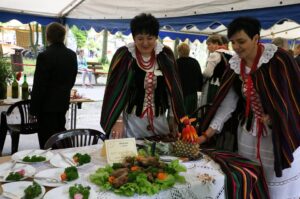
71, 26, 87, 48
64, 166, 79, 181
23, 58, 36, 76
24, 181, 42, 199
73, 153, 91, 166
22, 155, 46, 162
0, 55, 13, 85
5, 172, 23, 181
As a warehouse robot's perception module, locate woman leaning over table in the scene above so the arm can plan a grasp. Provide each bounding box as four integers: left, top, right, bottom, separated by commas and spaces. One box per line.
100, 13, 185, 139
198, 17, 300, 199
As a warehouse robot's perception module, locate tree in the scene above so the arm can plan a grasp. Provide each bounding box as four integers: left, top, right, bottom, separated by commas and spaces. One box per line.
71, 26, 87, 49
29, 22, 39, 58
100, 29, 108, 64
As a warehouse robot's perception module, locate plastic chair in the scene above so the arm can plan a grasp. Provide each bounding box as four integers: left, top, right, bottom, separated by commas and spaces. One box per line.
0, 100, 38, 154
44, 128, 106, 149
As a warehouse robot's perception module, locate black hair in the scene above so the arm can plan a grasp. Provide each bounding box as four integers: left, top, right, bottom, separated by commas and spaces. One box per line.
130, 13, 159, 37
227, 17, 261, 39
46, 22, 66, 43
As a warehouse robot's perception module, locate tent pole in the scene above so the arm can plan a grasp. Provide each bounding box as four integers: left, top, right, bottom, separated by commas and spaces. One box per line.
59, 0, 86, 18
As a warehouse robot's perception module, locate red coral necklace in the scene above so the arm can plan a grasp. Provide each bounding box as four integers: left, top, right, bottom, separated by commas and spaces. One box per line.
135, 47, 156, 70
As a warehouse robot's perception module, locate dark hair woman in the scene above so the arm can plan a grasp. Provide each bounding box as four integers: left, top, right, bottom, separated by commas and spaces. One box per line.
100, 13, 185, 140
199, 16, 300, 199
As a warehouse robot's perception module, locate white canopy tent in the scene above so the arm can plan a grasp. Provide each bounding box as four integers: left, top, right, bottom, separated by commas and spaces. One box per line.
0, 0, 300, 40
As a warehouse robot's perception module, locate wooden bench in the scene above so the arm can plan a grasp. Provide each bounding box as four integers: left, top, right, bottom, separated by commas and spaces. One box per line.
87, 61, 107, 84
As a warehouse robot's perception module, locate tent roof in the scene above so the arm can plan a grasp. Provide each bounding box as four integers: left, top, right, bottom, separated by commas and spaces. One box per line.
1, 0, 300, 40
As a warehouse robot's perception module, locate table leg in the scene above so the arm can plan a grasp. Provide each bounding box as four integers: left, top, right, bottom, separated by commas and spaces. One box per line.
70, 103, 77, 129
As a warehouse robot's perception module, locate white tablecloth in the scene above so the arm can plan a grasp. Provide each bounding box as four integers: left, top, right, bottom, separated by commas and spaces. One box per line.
9, 144, 225, 199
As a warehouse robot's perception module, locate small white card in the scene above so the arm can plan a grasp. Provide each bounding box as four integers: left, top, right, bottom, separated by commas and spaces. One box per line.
104, 138, 138, 165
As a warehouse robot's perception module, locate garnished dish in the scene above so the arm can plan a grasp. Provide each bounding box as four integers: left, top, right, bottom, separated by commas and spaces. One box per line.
0, 162, 36, 182
11, 149, 53, 163
5, 169, 25, 181
72, 153, 91, 166
43, 184, 97, 199
69, 184, 91, 199
60, 166, 79, 182
90, 155, 186, 196
1, 181, 45, 199
23, 181, 43, 199
23, 155, 46, 163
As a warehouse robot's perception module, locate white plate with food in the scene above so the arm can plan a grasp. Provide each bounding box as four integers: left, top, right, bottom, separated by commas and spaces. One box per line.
34, 168, 81, 187
11, 149, 54, 163
50, 152, 91, 168
43, 184, 97, 199
0, 161, 36, 182
1, 181, 45, 199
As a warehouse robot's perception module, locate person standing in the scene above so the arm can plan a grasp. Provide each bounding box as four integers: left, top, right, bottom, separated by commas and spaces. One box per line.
199, 17, 300, 199
100, 13, 186, 139
201, 35, 232, 106
176, 42, 203, 115
30, 22, 78, 149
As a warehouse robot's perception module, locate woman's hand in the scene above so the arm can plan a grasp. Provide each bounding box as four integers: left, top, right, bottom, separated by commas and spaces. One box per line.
198, 127, 217, 144
111, 120, 124, 139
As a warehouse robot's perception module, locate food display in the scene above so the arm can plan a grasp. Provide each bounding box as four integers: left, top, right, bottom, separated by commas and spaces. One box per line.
90, 155, 186, 196
23, 181, 42, 199
60, 166, 79, 181
69, 184, 91, 199
72, 153, 91, 166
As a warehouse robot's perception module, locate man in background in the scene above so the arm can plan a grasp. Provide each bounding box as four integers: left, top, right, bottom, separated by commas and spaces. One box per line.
30, 22, 78, 149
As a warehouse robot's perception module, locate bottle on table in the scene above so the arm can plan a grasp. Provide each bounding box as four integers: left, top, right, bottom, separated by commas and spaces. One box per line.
21, 74, 29, 100
11, 74, 19, 99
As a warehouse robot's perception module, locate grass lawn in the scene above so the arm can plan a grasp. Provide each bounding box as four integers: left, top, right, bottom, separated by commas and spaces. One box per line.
23, 58, 36, 76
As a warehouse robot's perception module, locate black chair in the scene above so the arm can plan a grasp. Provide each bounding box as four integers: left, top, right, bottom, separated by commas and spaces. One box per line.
0, 100, 38, 154
190, 104, 212, 134
44, 128, 106, 149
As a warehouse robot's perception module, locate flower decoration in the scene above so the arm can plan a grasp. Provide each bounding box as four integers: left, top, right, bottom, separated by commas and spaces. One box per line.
180, 116, 199, 143
16, 71, 22, 81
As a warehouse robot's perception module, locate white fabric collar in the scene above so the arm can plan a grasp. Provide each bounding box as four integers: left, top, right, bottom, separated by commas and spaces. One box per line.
229, 43, 278, 74
127, 41, 164, 59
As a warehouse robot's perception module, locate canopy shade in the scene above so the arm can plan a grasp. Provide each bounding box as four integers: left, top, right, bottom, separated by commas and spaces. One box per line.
1, 0, 300, 40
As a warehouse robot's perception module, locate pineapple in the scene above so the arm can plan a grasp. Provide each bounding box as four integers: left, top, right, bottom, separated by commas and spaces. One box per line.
172, 116, 201, 160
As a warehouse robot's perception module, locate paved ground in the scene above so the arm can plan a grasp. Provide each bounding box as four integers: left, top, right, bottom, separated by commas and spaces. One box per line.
1, 75, 107, 156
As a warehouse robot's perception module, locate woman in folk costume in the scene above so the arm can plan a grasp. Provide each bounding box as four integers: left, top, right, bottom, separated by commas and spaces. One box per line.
201, 35, 233, 106
199, 17, 300, 199
100, 13, 186, 139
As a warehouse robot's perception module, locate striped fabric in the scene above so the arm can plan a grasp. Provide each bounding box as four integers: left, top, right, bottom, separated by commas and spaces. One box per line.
100, 46, 186, 138
203, 149, 270, 199
201, 48, 300, 177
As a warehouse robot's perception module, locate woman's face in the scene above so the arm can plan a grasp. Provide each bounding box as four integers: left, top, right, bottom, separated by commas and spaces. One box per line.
230, 30, 259, 60
133, 34, 157, 56
207, 42, 219, 53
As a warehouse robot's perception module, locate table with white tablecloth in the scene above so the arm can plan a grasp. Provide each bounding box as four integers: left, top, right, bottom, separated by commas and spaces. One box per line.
0, 144, 225, 199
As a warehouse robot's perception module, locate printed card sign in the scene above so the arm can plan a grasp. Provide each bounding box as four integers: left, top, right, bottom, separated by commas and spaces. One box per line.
104, 138, 137, 164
